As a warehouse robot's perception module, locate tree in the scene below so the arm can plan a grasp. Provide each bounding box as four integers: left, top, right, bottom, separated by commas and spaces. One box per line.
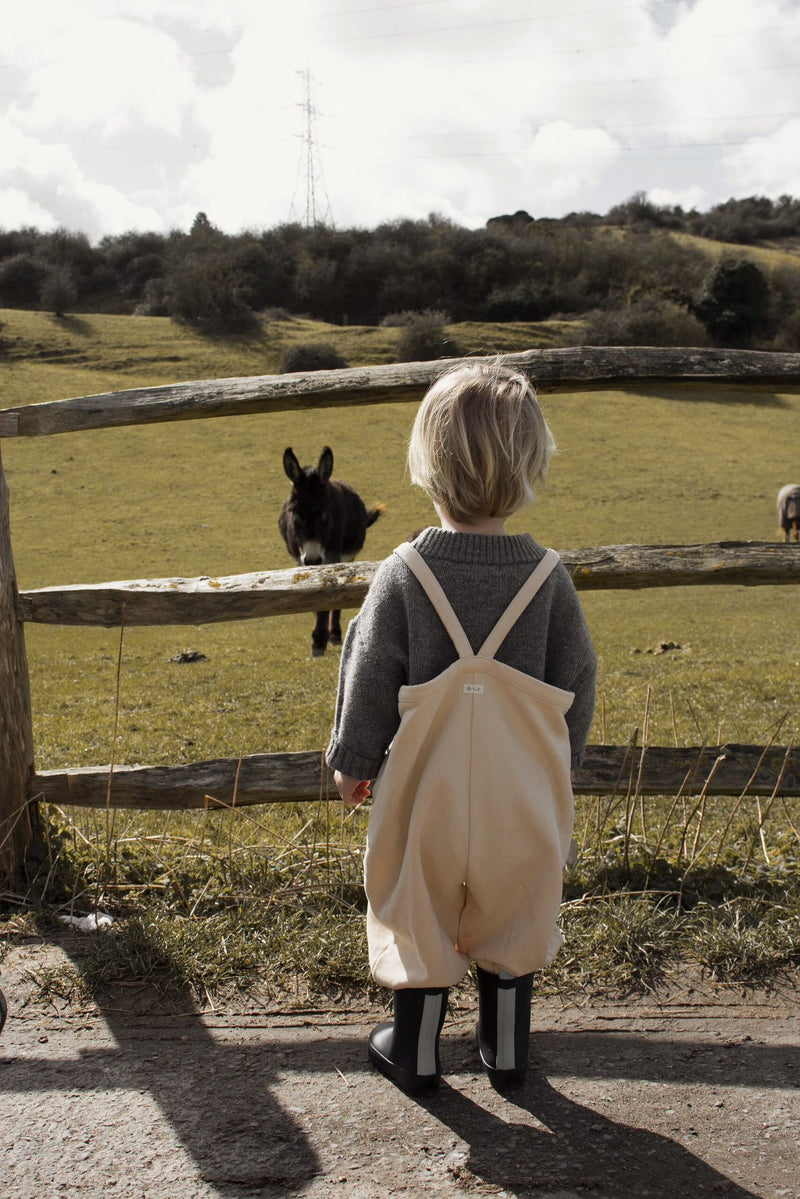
607, 190, 661, 227
0, 254, 48, 305
694, 258, 775, 347
100, 230, 167, 302
40, 266, 78, 317
164, 252, 259, 334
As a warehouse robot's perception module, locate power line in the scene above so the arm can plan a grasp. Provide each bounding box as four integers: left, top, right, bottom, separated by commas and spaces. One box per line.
357, 110, 799, 143
363, 130, 797, 160
317, 0, 684, 14
330, 12, 795, 43
320, 0, 687, 33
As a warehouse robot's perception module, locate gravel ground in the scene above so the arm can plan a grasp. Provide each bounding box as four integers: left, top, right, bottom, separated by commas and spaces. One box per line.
1, 935, 799, 1199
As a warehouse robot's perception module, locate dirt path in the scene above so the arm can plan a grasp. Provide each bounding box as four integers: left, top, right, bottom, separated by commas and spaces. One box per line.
1, 935, 798, 1199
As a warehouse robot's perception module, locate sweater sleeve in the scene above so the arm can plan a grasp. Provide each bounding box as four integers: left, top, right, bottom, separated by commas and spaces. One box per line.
545, 566, 597, 769
325, 556, 409, 778
565, 655, 597, 770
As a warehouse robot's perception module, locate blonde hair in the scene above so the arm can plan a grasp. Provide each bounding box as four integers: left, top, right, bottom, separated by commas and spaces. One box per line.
407, 361, 556, 523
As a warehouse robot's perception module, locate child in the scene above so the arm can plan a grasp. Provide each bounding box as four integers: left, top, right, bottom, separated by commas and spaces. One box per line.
326, 361, 596, 1093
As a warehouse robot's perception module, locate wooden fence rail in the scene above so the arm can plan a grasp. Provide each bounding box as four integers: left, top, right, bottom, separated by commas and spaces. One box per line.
31, 743, 800, 811
3, 345, 800, 883
15, 542, 800, 627
1, 346, 799, 439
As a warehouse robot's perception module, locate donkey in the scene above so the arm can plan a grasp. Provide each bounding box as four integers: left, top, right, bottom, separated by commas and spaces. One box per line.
279, 446, 384, 656
777, 483, 800, 542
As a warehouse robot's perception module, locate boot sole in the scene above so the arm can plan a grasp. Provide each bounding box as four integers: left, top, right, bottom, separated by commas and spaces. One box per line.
367, 1040, 440, 1095
476, 1027, 526, 1088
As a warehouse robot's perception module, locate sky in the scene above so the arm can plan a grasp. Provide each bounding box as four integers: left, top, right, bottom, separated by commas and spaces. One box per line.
2, 0, 800, 242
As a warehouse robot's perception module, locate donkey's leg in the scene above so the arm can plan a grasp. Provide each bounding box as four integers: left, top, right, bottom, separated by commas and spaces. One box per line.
312, 610, 330, 657
325, 551, 352, 647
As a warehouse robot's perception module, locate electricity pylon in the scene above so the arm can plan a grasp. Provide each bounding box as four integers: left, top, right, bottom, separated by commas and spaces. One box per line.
290, 68, 334, 229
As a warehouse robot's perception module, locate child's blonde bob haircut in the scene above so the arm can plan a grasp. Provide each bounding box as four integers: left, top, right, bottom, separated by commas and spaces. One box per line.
407, 361, 556, 524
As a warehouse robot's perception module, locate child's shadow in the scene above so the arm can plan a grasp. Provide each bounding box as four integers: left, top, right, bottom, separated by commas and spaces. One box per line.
426, 1067, 758, 1198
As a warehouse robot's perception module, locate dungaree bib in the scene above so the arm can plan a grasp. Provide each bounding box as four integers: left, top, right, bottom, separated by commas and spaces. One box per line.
365, 542, 576, 989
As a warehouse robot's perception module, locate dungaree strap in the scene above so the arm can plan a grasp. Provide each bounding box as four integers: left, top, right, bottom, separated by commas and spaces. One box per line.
477, 548, 560, 659
394, 542, 560, 662
394, 542, 473, 658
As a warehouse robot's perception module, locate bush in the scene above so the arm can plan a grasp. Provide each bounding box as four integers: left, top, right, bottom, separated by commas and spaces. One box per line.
279, 342, 348, 373
776, 307, 800, 351
694, 258, 776, 347
134, 277, 169, 317
484, 283, 557, 322
394, 310, 462, 362
0, 253, 49, 305
40, 266, 78, 317
164, 253, 260, 335
578, 295, 709, 346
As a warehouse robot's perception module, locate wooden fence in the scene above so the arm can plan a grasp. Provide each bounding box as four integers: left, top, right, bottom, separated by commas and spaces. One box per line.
2, 346, 800, 883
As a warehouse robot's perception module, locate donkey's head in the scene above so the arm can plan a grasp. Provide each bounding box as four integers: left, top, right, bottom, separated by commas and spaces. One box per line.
281, 446, 335, 565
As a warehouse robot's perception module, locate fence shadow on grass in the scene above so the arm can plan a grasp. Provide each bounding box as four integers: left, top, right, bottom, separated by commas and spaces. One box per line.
633, 382, 797, 408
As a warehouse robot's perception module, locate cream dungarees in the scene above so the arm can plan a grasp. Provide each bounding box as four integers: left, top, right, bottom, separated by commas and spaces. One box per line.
365, 542, 576, 989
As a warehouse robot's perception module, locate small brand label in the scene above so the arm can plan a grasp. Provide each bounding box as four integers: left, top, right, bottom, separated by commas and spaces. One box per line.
463, 683, 484, 694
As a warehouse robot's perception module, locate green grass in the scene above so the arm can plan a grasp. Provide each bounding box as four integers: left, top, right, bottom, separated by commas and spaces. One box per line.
670, 229, 800, 268
1, 308, 799, 1001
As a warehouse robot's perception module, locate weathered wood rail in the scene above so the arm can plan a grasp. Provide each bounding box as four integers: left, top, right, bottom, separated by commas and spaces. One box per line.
1, 346, 799, 438
31, 743, 800, 810
15, 542, 800, 627
2, 345, 800, 882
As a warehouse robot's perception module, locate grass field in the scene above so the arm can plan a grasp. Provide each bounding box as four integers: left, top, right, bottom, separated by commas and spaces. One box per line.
1, 308, 799, 998
670, 229, 800, 270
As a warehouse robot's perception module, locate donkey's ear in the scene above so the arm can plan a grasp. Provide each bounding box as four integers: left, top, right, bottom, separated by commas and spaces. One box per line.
318, 447, 334, 483
283, 448, 302, 482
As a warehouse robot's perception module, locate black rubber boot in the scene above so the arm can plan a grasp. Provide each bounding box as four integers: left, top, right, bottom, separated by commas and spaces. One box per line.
368, 987, 449, 1094
0, 986, 7, 1036
476, 966, 534, 1087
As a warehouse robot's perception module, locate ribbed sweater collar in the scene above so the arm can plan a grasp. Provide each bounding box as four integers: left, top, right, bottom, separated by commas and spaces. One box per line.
413, 526, 543, 564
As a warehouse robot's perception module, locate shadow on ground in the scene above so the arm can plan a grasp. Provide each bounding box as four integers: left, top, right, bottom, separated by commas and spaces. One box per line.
2, 927, 798, 1196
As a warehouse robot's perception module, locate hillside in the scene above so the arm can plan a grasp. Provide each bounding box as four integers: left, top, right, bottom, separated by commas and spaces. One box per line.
0, 308, 577, 393
670, 229, 800, 269
3, 199, 800, 343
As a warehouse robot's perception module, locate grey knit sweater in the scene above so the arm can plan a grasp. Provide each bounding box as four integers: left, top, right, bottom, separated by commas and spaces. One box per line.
325, 527, 597, 780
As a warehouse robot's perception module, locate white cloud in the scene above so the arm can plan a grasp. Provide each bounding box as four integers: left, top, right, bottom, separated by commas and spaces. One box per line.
174, 5, 317, 229
655, 0, 800, 143
0, 119, 165, 237
647, 184, 709, 211
0, 188, 57, 230
521, 122, 621, 209
725, 118, 800, 197
2, 0, 800, 237
11, 18, 196, 139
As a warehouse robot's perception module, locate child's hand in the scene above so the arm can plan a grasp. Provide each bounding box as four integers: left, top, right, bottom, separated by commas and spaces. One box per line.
334, 771, 371, 807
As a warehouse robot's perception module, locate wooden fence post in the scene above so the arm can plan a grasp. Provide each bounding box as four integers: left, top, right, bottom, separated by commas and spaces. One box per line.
0, 445, 35, 885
